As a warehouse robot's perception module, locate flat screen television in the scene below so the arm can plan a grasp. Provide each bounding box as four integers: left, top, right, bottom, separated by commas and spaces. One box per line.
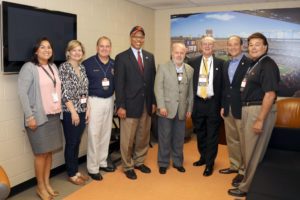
1, 1, 77, 73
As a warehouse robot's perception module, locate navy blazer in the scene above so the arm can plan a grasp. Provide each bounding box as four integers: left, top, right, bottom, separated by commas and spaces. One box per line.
114, 48, 156, 118
222, 55, 251, 119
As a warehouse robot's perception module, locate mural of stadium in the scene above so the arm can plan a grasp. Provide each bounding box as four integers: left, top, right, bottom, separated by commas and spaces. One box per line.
171, 8, 300, 97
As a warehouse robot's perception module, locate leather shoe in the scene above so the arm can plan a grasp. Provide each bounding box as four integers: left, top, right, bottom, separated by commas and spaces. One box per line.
159, 167, 167, 174
124, 169, 137, 180
193, 159, 205, 166
232, 174, 244, 187
203, 165, 213, 176
219, 168, 238, 174
228, 188, 247, 197
99, 166, 115, 172
88, 172, 103, 181
173, 165, 186, 173
134, 164, 151, 173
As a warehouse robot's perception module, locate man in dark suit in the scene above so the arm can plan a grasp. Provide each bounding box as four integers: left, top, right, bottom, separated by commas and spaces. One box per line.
188, 36, 223, 176
115, 26, 156, 180
219, 36, 251, 187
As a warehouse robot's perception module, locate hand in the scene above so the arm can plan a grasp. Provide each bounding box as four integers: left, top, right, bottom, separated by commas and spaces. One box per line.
152, 104, 156, 114
71, 112, 80, 126
253, 118, 264, 134
117, 108, 126, 119
85, 110, 90, 124
159, 108, 168, 117
28, 118, 37, 130
220, 108, 224, 118
186, 112, 191, 118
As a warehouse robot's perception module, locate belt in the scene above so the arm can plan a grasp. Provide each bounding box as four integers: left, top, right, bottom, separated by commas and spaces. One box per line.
196, 96, 213, 101
242, 101, 262, 106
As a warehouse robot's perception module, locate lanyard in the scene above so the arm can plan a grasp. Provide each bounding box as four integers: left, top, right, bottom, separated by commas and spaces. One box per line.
40, 64, 56, 88
246, 55, 267, 75
94, 57, 111, 78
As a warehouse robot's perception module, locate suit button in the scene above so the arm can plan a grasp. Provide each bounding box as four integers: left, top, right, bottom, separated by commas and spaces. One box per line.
227, 95, 230, 98
142, 93, 144, 96
230, 86, 232, 89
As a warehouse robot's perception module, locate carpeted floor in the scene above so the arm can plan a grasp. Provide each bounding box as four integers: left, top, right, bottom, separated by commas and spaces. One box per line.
64, 138, 244, 200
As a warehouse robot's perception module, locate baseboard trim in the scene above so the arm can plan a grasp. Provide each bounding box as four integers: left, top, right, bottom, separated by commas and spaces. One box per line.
9, 155, 87, 197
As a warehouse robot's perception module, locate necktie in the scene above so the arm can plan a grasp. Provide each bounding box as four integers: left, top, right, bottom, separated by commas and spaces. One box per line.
137, 50, 144, 73
198, 58, 208, 98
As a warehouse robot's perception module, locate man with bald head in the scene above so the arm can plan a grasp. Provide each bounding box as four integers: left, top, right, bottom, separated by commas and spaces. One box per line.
188, 36, 223, 176
219, 35, 251, 187
154, 43, 194, 174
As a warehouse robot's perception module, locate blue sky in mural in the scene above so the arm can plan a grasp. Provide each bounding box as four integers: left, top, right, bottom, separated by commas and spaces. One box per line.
171, 11, 300, 39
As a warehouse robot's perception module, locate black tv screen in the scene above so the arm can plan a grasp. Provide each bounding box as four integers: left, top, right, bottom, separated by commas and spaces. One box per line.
1, 1, 77, 73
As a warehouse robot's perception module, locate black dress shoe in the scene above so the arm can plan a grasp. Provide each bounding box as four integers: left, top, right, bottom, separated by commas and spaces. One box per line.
219, 168, 238, 174
99, 166, 115, 172
88, 172, 103, 181
124, 169, 137, 180
193, 159, 205, 166
228, 188, 247, 197
173, 165, 186, 173
134, 164, 151, 173
159, 167, 167, 174
203, 165, 213, 176
232, 174, 244, 187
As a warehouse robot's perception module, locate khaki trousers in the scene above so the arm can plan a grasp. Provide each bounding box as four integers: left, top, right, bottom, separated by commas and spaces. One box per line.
120, 105, 151, 171
224, 107, 244, 175
238, 104, 276, 192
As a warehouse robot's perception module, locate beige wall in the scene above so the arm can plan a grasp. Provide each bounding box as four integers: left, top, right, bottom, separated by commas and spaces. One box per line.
0, 0, 154, 186
154, 1, 300, 65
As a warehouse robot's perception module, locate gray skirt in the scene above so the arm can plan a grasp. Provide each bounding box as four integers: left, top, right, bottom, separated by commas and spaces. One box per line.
26, 114, 63, 154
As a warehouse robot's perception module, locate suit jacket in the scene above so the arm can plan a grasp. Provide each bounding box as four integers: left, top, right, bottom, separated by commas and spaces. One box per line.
154, 61, 194, 120
188, 55, 223, 116
115, 48, 156, 118
222, 55, 251, 119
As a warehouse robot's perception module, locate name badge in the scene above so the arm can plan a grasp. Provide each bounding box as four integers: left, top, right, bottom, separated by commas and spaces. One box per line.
240, 78, 247, 92
198, 75, 208, 86
80, 94, 87, 109
177, 73, 183, 82
102, 78, 110, 90
52, 92, 59, 103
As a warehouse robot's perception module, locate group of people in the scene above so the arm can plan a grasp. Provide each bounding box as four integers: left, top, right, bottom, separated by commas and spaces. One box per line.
18, 24, 280, 200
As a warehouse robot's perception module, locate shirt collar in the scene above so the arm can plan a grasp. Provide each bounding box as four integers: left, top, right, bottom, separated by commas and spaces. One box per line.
231, 53, 243, 62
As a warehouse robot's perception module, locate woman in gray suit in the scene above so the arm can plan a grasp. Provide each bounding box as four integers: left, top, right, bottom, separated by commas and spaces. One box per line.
18, 37, 63, 200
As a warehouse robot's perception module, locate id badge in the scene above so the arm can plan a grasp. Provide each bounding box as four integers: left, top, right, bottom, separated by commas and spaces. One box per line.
198, 75, 208, 86
52, 92, 59, 103
102, 78, 110, 90
240, 78, 247, 92
80, 96, 87, 104
177, 73, 183, 82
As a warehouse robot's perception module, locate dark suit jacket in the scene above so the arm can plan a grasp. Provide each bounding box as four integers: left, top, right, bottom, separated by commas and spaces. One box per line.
188, 55, 223, 116
222, 55, 251, 119
115, 48, 156, 118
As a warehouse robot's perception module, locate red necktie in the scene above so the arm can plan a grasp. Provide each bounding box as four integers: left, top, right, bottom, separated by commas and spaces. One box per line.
137, 50, 144, 73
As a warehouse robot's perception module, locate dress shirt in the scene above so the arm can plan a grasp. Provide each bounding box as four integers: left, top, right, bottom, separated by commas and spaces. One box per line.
131, 47, 144, 63
198, 56, 214, 98
228, 53, 243, 83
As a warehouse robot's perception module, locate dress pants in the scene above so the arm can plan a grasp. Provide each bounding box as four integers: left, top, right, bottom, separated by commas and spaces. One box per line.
120, 105, 151, 171
87, 96, 114, 174
157, 114, 185, 168
192, 99, 221, 166
62, 112, 86, 177
224, 107, 244, 175
238, 104, 276, 192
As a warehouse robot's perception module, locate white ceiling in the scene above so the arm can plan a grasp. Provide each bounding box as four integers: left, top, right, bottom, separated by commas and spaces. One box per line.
127, 0, 288, 10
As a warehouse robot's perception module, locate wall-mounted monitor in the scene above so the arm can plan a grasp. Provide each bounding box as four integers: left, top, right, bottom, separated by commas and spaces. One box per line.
1, 1, 77, 73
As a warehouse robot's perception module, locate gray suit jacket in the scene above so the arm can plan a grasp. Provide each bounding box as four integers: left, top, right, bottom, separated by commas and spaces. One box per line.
154, 61, 194, 120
